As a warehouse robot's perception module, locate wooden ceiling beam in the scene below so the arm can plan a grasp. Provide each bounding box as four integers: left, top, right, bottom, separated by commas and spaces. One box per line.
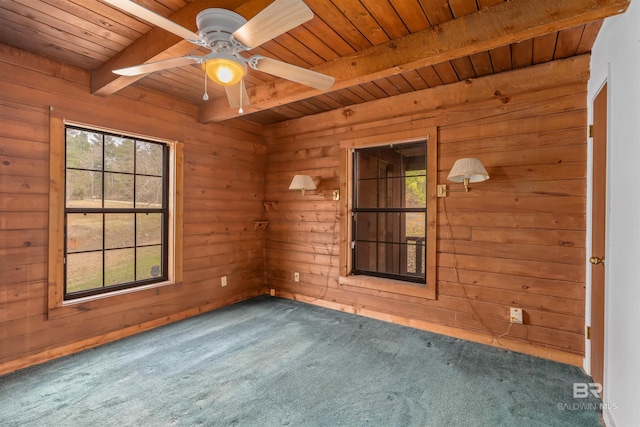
90, 0, 273, 96
198, 0, 629, 123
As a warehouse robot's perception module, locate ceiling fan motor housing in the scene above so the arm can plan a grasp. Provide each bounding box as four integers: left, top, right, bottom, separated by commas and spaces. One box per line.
196, 9, 247, 44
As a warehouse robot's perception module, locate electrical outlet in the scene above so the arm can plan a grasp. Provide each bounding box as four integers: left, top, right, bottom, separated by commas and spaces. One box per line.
510, 307, 523, 324
294, 272, 300, 282
221, 276, 227, 287
269, 288, 276, 297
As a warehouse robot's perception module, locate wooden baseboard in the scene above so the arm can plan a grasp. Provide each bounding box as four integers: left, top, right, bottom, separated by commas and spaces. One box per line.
275, 290, 584, 367
0, 290, 264, 377
2, 288, 582, 377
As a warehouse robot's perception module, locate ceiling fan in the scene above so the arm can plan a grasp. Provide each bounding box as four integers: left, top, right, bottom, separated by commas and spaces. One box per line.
103, 0, 335, 112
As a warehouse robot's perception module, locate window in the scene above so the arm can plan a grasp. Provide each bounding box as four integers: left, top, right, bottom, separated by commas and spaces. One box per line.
352, 142, 427, 283
48, 115, 182, 312
63, 126, 169, 299
339, 128, 436, 299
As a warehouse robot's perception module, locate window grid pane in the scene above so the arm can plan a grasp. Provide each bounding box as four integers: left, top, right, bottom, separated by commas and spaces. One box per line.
353, 141, 427, 283
64, 125, 169, 299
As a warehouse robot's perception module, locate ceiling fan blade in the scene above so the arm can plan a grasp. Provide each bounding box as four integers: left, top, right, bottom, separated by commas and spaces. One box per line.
251, 56, 334, 91
224, 81, 251, 109
113, 56, 201, 76
232, 0, 313, 49
102, 0, 204, 43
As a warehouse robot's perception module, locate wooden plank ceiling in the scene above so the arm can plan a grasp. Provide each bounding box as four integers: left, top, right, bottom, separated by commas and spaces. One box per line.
0, 0, 629, 126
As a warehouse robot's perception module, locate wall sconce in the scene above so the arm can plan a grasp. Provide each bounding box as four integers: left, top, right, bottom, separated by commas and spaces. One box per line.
289, 175, 316, 195
437, 158, 489, 197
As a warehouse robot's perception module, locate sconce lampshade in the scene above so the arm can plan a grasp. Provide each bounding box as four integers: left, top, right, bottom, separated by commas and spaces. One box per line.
447, 158, 490, 183
289, 175, 316, 195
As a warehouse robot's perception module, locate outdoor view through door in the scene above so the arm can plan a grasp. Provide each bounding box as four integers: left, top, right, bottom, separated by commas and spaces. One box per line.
352, 142, 427, 283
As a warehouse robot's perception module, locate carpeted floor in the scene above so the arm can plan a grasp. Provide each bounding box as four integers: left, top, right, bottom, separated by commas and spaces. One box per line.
0, 296, 602, 426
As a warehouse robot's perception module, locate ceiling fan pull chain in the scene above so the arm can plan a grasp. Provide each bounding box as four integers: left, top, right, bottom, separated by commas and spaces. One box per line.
203, 71, 209, 101
239, 79, 244, 114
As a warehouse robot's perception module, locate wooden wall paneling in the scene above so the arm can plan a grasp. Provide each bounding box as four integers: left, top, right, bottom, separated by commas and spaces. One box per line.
276, 275, 585, 357
263, 55, 590, 140
264, 54, 591, 364
438, 239, 584, 265
439, 210, 585, 230
434, 89, 588, 132
438, 281, 584, 317
436, 252, 584, 283
436, 267, 586, 300
1, 31, 594, 371
275, 287, 582, 366
0, 44, 266, 373
1, 282, 47, 323
0, 288, 263, 376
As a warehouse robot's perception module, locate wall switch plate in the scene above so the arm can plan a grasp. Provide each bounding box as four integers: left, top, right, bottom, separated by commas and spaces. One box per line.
221, 276, 227, 287
510, 307, 523, 324
294, 272, 300, 282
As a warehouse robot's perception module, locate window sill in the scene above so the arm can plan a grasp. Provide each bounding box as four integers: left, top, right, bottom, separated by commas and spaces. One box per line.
339, 275, 435, 299
47, 280, 181, 320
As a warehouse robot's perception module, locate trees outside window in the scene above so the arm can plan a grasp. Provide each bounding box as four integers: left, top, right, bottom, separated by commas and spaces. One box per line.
64, 126, 169, 299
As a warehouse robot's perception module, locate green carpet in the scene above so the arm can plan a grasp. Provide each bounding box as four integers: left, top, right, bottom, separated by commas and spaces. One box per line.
0, 296, 602, 426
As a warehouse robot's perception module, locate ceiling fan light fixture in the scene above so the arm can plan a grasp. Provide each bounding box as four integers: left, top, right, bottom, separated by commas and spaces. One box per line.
104, 0, 334, 110
203, 56, 247, 86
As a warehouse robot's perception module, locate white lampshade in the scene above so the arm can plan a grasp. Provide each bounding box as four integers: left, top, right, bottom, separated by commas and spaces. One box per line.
447, 158, 489, 183
289, 175, 316, 195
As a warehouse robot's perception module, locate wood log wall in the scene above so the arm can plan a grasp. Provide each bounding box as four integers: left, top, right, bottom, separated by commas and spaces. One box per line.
0, 41, 590, 372
263, 55, 590, 366
0, 43, 267, 374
